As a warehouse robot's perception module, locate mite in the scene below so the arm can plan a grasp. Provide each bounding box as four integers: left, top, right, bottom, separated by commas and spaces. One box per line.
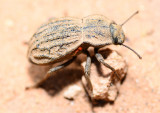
27, 11, 142, 95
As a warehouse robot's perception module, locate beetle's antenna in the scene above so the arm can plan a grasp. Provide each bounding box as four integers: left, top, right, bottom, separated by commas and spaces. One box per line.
121, 11, 139, 26
121, 44, 142, 59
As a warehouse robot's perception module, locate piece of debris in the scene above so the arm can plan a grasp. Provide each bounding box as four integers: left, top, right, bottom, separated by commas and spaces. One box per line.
64, 85, 82, 100
81, 49, 128, 101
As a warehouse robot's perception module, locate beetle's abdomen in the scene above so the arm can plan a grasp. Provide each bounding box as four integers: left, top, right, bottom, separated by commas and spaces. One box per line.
82, 15, 115, 46
28, 17, 83, 65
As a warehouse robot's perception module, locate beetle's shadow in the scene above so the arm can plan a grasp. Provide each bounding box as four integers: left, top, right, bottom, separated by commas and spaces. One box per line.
27, 48, 125, 100
27, 58, 84, 96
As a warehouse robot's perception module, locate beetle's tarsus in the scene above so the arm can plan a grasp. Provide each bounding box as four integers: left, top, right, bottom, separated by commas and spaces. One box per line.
26, 57, 76, 90
25, 85, 38, 90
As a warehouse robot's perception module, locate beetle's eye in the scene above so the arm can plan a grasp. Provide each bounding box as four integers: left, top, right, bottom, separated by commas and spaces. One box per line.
114, 37, 118, 44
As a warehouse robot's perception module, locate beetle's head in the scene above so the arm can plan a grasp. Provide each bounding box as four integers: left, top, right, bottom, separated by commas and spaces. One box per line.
110, 11, 140, 45
109, 11, 142, 59
110, 24, 125, 45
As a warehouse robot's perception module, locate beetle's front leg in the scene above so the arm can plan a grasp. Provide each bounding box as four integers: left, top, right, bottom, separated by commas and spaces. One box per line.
94, 48, 120, 79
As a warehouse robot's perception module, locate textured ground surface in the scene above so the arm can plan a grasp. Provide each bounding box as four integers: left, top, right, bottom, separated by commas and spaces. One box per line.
0, 0, 160, 113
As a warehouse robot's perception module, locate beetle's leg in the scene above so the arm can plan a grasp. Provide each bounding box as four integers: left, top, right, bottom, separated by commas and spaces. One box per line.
94, 48, 120, 79
26, 57, 76, 90
83, 51, 93, 96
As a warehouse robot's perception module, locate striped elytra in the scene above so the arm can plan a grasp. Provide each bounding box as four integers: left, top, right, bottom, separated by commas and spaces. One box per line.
27, 15, 126, 65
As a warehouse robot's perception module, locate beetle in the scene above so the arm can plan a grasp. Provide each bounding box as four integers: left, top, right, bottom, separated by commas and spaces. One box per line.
27, 11, 141, 96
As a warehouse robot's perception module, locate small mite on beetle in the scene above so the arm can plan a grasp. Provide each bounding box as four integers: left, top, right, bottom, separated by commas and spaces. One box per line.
26, 11, 142, 97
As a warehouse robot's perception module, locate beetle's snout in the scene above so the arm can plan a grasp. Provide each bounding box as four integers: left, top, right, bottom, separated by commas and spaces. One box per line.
110, 24, 125, 45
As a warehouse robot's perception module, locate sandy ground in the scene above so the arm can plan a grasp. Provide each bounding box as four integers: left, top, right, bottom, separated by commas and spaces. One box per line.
0, 0, 160, 113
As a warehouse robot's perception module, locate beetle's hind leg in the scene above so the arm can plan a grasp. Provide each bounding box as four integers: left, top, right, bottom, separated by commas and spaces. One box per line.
94, 48, 120, 80
83, 51, 93, 96
26, 57, 76, 90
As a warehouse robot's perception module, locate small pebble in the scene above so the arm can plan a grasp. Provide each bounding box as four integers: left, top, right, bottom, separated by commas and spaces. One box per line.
64, 85, 82, 100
